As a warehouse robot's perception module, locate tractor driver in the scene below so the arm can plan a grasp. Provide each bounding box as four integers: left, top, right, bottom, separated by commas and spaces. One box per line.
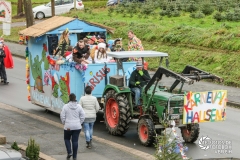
129, 60, 151, 107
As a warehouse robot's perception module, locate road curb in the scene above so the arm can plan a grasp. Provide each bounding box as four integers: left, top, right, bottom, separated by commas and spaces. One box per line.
227, 101, 240, 109
0, 103, 155, 160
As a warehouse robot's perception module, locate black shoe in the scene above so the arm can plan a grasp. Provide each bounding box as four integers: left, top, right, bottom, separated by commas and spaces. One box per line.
86, 141, 91, 149
3, 81, 9, 85
66, 154, 72, 160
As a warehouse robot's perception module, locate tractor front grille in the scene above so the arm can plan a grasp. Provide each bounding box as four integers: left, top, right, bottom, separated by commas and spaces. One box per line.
158, 100, 184, 107
170, 100, 184, 107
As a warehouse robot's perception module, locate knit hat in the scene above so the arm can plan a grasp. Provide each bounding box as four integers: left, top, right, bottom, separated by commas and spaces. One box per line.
98, 43, 106, 49
136, 60, 143, 67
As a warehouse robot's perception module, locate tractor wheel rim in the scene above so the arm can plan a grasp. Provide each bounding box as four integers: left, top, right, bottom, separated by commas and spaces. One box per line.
140, 124, 148, 142
183, 128, 190, 136
106, 98, 119, 128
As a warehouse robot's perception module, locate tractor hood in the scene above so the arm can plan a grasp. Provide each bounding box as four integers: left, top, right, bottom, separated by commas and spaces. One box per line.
146, 85, 184, 102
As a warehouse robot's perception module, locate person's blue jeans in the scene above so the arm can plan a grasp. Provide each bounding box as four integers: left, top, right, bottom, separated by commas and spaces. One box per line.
131, 87, 142, 106
64, 129, 81, 159
83, 122, 94, 142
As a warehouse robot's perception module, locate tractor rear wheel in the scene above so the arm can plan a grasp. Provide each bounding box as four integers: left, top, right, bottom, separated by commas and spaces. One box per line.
104, 90, 131, 136
137, 117, 155, 146
181, 123, 200, 143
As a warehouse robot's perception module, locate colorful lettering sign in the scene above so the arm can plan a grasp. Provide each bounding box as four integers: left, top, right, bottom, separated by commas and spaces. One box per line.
183, 90, 227, 124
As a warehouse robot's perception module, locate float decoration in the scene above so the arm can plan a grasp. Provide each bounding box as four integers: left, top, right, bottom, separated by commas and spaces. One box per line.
25, 36, 31, 101
19, 34, 25, 45
157, 120, 189, 160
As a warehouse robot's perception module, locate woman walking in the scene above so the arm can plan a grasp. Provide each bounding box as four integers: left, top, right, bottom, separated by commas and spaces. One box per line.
60, 93, 85, 160
79, 86, 100, 149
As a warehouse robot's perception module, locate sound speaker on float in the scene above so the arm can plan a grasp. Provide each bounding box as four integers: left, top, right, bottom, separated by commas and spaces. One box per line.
47, 35, 58, 55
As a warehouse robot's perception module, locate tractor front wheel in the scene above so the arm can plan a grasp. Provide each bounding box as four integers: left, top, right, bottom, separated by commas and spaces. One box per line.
104, 90, 131, 136
181, 123, 200, 143
137, 116, 155, 146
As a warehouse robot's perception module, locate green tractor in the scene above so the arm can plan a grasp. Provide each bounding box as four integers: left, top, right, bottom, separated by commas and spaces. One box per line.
101, 51, 223, 146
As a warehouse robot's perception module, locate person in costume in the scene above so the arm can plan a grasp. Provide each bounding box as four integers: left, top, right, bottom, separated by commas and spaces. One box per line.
127, 30, 144, 61
0, 43, 9, 84
111, 38, 128, 62
93, 43, 113, 63
128, 30, 144, 52
54, 29, 70, 57
75, 40, 90, 60
0, 38, 14, 69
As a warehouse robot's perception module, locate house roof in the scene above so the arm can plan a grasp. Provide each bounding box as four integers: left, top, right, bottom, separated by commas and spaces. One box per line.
19, 16, 75, 37
19, 16, 115, 37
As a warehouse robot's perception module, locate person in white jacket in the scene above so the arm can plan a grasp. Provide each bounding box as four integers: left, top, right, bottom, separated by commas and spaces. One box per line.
93, 42, 113, 63
60, 93, 85, 160
79, 86, 100, 149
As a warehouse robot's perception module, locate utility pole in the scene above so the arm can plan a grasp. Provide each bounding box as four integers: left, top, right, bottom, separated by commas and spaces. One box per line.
23, 0, 34, 27
51, 0, 55, 16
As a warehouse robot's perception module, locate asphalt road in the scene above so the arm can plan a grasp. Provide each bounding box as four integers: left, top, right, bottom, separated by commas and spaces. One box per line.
0, 57, 240, 159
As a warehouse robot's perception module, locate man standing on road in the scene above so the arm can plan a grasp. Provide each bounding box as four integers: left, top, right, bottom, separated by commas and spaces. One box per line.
0, 43, 9, 84
0, 38, 13, 69
129, 60, 150, 107
79, 86, 100, 149
60, 93, 85, 160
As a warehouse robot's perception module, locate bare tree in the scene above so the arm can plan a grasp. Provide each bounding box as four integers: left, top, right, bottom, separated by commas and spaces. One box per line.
17, 0, 23, 16
51, 0, 55, 16
23, 0, 34, 27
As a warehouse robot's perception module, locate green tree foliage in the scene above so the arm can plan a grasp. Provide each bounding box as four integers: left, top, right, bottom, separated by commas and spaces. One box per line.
11, 141, 20, 151
213, 12, 225, 22
201, 3, 214, 15
112, 0, 240, 22
26, 137, 40, 160
186, 1, 198, 12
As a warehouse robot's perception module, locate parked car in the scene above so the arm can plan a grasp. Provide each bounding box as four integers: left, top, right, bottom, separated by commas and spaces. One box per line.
33, 0, 84, 19
0, 148, 25, 160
